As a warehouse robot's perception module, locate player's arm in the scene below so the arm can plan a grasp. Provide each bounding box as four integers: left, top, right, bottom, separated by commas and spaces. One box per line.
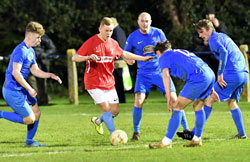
162, 68, 171, 112
121, 51, 153, 61
30, 63, 62, 84
12, 62, 37, 97
72, 53, 99, 62
217, 44, 228, 88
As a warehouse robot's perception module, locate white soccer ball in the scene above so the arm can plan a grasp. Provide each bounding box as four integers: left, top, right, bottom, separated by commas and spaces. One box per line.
110, 130, 128, 145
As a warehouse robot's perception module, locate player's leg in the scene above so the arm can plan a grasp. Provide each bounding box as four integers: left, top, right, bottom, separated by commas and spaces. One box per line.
155, 73, 190, 131
97, 102, 115, 134
88, 89, 117, 134
1, 87, 34, 124
149, 96, 192, 149
228, 99, 247, 139
131, 74, 149, 141
184, 99, 205, 147
131, 92, 146, 141
24, 90, 45, 147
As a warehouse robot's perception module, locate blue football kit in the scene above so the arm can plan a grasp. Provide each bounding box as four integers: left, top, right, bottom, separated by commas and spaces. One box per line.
3, 41, 37, 117
159, 49, 215, 140
209, 32, 248, 102
159, 49, 215, 101
125, 27, 189, 135
207, 32, 248, 137
125, 27, 175, 94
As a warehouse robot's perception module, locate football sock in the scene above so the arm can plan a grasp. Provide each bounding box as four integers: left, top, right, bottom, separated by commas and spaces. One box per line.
96, 115, 104, 125
166, 110, 182, 140
133, 106, 142, 133
181, 110, 189, 131
162, 136, 172, 145
191, 105, 212, 134
103, 111, 115, 134
96, 113, 118, 125
231, 108, 246, 136
194, 109, 206, 138
204, 105, 212, 119
26, 120, 39, 144
0, 111, 3, 118
1, 111, 24, 124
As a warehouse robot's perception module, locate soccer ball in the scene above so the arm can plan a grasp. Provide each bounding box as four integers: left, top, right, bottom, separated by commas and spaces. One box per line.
110, 130, 128, 145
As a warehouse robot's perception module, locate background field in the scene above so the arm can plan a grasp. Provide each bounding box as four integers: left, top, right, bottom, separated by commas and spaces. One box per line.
0, 90, 250, 162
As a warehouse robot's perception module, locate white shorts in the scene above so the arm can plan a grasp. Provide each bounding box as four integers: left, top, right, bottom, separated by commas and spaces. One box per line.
87, 88, 119, 104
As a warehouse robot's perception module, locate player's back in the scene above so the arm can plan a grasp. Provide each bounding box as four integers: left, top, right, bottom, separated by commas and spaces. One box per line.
209, 32, 247, 73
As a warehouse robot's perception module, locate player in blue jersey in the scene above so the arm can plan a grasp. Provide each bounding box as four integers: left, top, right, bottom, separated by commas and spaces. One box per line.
149, 41, 219, 148
124, 12, 189, 141
177, 19, 248, 140
0, 21, 62, 147
178, 19, 248, 140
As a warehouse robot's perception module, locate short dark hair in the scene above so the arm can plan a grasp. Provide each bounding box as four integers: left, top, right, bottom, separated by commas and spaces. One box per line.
154, 41, 172, 54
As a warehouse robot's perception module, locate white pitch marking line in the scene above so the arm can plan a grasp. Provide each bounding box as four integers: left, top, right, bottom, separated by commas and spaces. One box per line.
0, 137, 239, 158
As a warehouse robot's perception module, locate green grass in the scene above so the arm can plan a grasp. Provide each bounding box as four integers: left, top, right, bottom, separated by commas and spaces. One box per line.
0, 90, 250, 162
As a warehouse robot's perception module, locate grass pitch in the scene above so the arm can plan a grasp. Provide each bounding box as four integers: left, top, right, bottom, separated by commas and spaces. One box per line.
0, 90, 250, 162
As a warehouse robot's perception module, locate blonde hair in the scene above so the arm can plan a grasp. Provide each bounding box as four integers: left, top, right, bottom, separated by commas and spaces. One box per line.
25, 21, 45, 35
111, 17, 119, 28
100, 17, 113, 26
194, 19, 215, 32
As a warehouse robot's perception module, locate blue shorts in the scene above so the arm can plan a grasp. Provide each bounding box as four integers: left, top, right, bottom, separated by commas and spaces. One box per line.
180, 68, 215, 101
214, 71, 248, 102
134, 72, 176, 95
2, 87, 37, 118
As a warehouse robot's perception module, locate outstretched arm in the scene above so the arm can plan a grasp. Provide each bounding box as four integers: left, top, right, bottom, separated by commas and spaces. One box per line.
30, 64, 62, 84
121, 51, 153, 61
72, 53, 99, 62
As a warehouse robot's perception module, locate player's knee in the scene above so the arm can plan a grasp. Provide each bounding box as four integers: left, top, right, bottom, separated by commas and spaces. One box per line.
23, 114, 36, 124
227, 99, 237, 109
34, 109, 41, 120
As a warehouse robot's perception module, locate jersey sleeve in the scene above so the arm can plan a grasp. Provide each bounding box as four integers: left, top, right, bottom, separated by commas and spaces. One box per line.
159, 29, 167, 41
77, 38, 92, 56
13, 48, 26, 64
31, 48, 37, 65
124, 34, 133, 52
114, 40, 124, 58
159, 53, 171, 70
210, 37, 228, 75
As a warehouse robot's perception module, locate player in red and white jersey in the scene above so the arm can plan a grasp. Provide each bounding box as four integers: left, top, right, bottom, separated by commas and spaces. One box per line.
72, 17, 153, 137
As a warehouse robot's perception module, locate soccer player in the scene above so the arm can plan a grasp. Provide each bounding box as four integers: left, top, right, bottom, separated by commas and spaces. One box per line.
72, 17, 153, 136
178, 19, 248, 140
149, 41, 219, 148
124, 12, 189, 141
0, 21, 62, 147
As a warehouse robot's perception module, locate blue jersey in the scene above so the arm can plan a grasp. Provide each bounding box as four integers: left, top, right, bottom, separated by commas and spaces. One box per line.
209, 32, 248, 75
125, 27, 167, 74
4, 41, 36, 90
159, 49, 211, 82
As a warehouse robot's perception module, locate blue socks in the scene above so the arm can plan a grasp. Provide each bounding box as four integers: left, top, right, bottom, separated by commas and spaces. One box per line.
133, 106, 142, 133
0, 111, 24, 124
103, 111, 115, 134
181, 110, 189, 131
166, 110, 182, 140
26, 120, 39, 144
192, 105, 212, 134
231, 108, 245, 136
194, 109, 206, 137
